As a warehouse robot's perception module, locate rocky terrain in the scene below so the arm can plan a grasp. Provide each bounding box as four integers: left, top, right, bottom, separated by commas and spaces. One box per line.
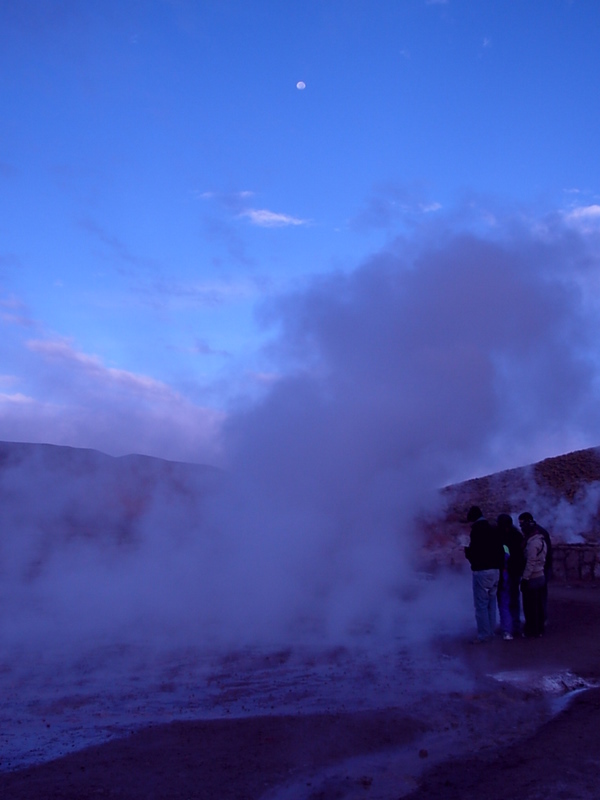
0, 584, 599, 799
2, 440, 600, 798
420, 446, 600, 577
443, 445, 600, 531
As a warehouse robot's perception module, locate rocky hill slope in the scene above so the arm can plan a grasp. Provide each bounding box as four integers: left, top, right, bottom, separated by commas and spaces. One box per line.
0, 440, 220, 556
442, 445, 600, 541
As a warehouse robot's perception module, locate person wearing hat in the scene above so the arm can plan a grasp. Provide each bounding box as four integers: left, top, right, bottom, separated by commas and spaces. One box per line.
464, 505, 505, 643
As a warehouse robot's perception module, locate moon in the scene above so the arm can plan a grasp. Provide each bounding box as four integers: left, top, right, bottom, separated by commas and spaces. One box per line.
296, 81, 306, 90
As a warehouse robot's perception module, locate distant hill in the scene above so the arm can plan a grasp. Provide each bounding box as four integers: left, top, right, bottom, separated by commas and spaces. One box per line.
0, 441, 221, 555
423, 446, 600, 564
0, 440, 218, 479
443, 446, 600, 527
3, 440, 599, 560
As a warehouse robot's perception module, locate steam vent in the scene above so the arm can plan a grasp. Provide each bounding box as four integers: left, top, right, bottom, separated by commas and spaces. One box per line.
426, 446, 600, 582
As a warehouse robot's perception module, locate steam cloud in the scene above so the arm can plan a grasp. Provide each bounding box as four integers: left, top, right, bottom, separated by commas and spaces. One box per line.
2, 215, 600, 654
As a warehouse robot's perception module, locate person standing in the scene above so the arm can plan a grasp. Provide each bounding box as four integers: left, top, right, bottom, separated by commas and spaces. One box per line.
518, 511, 548, 637
464, 506, 504, 643
518, 511, 552, 626
496, 514, 525, 640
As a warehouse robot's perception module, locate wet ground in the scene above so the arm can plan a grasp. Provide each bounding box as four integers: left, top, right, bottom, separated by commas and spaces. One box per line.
1, 584, 599, 798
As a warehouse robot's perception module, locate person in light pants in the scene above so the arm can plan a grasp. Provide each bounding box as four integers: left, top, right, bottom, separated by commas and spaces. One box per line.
464, 505, 505, 643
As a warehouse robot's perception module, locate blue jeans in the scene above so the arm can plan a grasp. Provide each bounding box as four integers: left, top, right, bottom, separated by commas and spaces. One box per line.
472, 569, 500, 640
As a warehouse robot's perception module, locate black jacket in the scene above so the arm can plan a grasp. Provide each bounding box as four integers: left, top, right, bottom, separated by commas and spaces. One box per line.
465, 518, 505, 572
502, 524, 526, 578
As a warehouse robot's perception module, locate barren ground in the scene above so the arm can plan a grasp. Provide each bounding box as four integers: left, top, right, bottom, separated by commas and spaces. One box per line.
1, 583, 599, 799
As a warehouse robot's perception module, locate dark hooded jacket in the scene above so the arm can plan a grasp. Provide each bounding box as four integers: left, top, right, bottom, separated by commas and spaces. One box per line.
465, 517, 505, 572
498, 519, 525, 579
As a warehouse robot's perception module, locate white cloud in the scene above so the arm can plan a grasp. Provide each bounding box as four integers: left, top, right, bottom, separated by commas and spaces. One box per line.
240, 208, 308, 228
197, 189, 254, 201
0, 294, 33, 327
1, 311, 33, 327
26, 338, 171, 397
419, 202, 442, 213
0, 292, 226, 463
566, 204, 600, 221
0, 336, 226, 463
0, 391, 33, 404
198, 191, 308, 232
564, 204, 600, 233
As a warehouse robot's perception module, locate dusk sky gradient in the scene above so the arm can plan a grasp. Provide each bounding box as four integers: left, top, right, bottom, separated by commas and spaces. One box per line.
2, 0, 600, 476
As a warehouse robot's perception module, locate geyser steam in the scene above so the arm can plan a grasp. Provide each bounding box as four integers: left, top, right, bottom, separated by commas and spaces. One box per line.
1, 217, 600, 653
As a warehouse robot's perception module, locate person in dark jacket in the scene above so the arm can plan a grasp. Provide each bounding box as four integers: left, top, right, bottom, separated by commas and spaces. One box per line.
496, 514, 525, 640
464, 505, 505, 643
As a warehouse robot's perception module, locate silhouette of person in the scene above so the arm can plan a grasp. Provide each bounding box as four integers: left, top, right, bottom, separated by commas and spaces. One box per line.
518, 511, 550, 637
464, 506, 504, 642
496, 514, 525, 640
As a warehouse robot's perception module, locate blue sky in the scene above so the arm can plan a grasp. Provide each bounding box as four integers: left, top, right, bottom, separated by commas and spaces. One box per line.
1, 0, 600, 471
